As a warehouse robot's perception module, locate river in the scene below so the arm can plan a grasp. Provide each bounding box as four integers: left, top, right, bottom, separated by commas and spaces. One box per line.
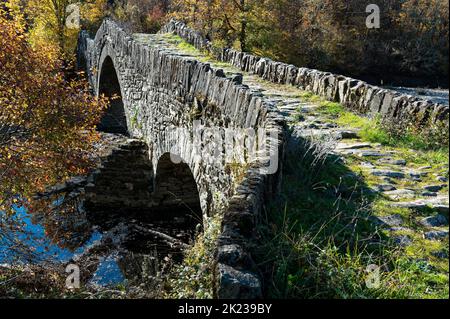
388, 86, 449, 106
0, 192, 195, 291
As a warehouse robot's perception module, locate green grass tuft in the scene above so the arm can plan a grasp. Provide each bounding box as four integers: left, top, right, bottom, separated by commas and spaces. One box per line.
318, 101, 449, 156
165, 214, 222, 299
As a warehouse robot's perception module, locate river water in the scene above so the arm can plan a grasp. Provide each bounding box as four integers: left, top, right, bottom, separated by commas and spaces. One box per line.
388, 86, 449, 106
0, 194, 195, 289
1, 132, 201, 293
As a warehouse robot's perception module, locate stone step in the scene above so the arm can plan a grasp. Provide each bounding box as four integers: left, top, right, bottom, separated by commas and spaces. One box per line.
336, 142, 373, 150
371, 169, 406, 179
377, 158, 407, 166
384, 189, 417, 200
420, 215, 448, 228
390, 197, 449, 214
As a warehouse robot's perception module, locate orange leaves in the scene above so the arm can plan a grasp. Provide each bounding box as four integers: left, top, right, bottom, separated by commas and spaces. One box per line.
0, 5, 107, 213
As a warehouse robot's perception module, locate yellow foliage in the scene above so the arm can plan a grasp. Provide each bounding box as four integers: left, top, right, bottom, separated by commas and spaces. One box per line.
0, 3, 107, 214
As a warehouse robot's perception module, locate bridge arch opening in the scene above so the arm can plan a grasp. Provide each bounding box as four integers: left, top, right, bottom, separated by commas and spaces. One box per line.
152, 153, 203, 229
98, 56, 128, 135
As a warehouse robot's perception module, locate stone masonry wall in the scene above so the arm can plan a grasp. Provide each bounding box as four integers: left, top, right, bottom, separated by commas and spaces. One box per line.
77, 19, 286, 299
85, 139, 154, 212
161, 20, 449, 136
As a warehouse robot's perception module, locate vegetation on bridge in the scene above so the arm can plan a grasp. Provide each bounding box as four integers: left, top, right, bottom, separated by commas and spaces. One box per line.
257, 101, 449, 299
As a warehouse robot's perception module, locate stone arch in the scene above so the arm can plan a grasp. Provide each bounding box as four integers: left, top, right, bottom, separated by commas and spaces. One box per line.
151, 153, 203, 228
98, 56, 128, 135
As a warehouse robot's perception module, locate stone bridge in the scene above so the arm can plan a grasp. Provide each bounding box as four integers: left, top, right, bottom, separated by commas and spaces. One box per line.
77, 19, 284, 298
77, 19, 448, 299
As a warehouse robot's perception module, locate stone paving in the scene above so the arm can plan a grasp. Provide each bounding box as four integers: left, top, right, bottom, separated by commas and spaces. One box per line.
252, 80, 449, 249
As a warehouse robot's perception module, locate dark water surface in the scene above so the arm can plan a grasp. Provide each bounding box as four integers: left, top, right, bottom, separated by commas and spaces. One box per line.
0, 196, 196, 288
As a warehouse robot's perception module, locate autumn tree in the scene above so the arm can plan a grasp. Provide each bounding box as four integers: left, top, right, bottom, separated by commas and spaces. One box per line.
21, 0, 80, 58
79, 0, 110, 35
109, 0, 170, 33
169, 0, 449, 86
170, 0, 256, 51
17, 0, 113, 59
0, 2, 107, 214
395, 0, 449, 82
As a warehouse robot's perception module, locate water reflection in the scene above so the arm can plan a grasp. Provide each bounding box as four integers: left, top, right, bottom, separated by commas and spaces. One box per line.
0, 205, 101, 264
90, 253, 125, 286
0, 192, 197, 288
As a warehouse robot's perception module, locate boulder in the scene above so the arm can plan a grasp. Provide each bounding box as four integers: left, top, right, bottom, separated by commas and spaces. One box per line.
216, 263, 262, 299
420, 215, 448, 228
424, 230, 449, 241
